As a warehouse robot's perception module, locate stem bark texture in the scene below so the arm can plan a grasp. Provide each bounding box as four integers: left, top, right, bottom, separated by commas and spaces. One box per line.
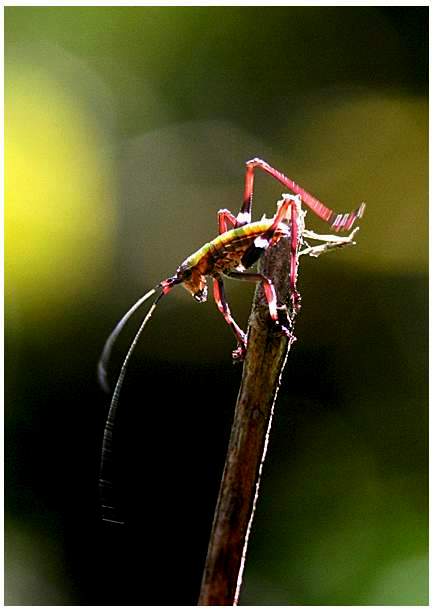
198, 234, 294, 605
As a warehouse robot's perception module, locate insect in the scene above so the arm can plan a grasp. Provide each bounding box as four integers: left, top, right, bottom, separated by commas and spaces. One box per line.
98, 157, 365, 524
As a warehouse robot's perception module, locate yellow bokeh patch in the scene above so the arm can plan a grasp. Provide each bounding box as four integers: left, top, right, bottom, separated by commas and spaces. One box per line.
5, 62, 116, 320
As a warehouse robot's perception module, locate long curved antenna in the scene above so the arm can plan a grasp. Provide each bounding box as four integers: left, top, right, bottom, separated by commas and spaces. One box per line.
98, 286, 160, 393
99, 289, 165, 525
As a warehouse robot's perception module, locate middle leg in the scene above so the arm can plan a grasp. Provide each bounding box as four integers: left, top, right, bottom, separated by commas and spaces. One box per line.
239, 194, 302, 311
225, 271, 293, 340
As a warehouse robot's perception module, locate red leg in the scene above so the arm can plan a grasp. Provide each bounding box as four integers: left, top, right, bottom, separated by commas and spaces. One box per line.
237, 161, 256, 226
239, 195, 302, 311
226, 271, 278, 320
289, 199, 301, 311
264, 194, 296, 238
258, 195, 302, 310
242, 158, 365, 232
213, 276, 247, 360
217, 209, 238, 234
226, 271, 293, 341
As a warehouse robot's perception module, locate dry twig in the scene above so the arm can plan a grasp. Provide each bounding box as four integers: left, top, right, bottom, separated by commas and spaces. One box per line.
198, 207, 358, 605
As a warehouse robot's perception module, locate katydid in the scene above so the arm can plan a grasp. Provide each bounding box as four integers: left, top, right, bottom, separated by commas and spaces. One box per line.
98, 158, 365, 524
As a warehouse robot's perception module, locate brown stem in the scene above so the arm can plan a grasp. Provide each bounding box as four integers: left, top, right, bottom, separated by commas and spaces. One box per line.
198, 233, 296, 606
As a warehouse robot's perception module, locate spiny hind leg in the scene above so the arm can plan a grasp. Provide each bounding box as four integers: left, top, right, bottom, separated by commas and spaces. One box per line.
222, 158, 303, 230
242, 157, 365, 231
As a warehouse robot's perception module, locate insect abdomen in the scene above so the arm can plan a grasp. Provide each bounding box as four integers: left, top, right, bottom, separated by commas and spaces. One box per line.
211, 220, 274, 249
207, 220, 277, 272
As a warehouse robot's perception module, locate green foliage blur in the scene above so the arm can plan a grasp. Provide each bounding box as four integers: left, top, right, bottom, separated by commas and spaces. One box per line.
5, 6, 428, 605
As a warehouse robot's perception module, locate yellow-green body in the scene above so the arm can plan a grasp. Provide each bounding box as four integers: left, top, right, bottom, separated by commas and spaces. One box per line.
183, 219, 275, 272
176, 218, 289, 300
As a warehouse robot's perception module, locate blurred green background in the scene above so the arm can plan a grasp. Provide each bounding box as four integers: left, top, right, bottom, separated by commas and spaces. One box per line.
5, 6, 428, 605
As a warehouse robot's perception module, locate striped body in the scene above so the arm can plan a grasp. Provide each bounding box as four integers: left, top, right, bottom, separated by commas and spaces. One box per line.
181, 218, 289, 276
174, 218, 291, 301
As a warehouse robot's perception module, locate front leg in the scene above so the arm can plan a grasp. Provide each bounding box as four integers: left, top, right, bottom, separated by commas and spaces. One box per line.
213, 276, 247, 361
217, 209, 238, 234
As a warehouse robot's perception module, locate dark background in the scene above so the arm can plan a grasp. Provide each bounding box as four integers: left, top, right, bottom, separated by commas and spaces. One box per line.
5, 6, 428, 605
